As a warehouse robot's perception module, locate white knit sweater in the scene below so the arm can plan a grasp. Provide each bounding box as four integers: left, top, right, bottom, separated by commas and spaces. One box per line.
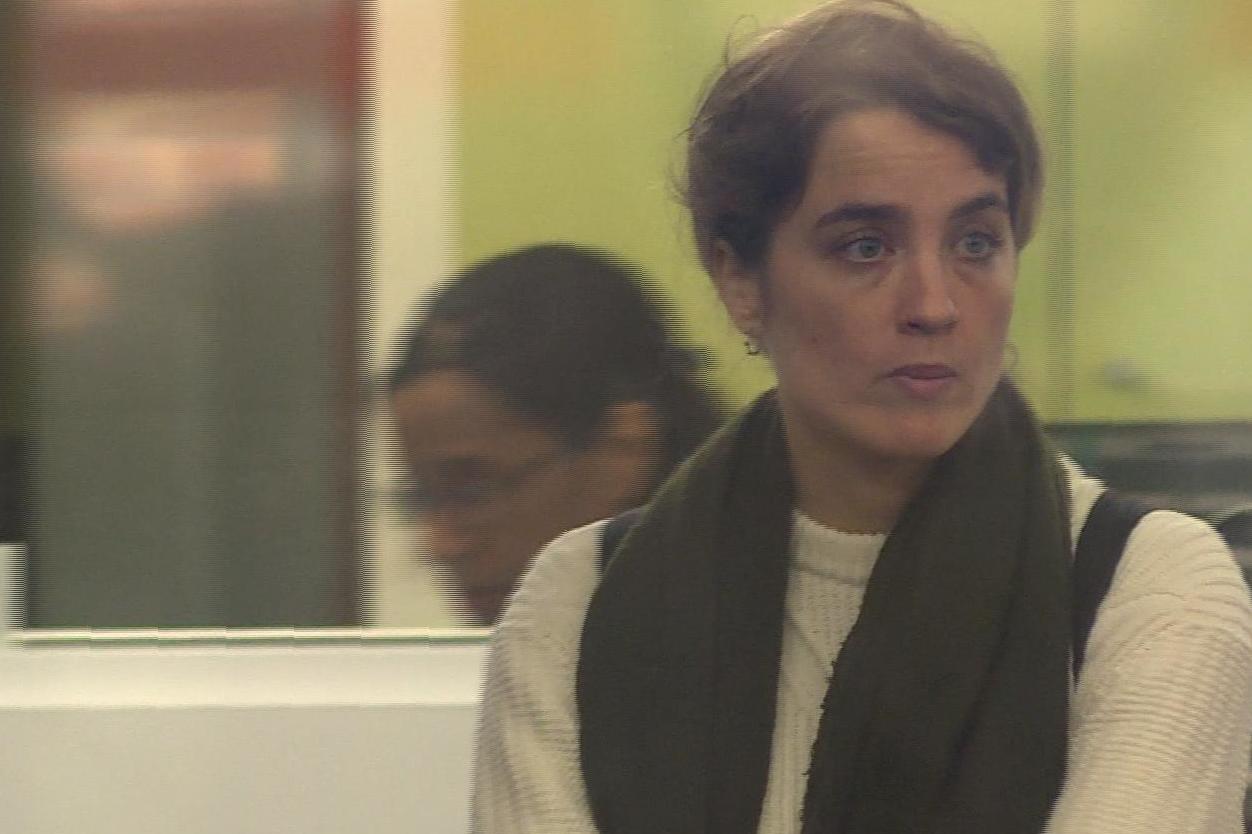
471, 462, 1252, 833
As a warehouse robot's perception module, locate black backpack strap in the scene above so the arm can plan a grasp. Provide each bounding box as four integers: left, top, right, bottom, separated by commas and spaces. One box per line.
1072, 489, 1153, 679
598, 506, 644, 575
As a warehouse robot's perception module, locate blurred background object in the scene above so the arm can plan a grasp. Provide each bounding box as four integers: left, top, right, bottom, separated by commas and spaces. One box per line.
19, 0, 366, 627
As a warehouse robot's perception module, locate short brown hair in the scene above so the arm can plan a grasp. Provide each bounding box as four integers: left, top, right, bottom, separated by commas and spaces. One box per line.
683, 0, 1043, 273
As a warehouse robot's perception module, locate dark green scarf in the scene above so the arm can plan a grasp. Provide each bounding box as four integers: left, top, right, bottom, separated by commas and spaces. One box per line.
577, 380, 1072, 834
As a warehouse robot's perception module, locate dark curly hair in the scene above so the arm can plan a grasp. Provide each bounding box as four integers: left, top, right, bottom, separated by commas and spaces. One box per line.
386, 243, 725, 481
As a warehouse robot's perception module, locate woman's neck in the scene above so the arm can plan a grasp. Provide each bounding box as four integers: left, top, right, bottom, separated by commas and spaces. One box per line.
784, 421, 935, 535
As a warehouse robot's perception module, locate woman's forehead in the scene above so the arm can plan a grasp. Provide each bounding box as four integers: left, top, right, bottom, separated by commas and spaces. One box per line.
796, 108, 1009, 218
391, 370, 554, 456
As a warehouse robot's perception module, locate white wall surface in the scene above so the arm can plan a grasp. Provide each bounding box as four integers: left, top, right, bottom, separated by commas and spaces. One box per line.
3, 537, 488, 833
0, 702, 479, 834
0, 620, 490, 834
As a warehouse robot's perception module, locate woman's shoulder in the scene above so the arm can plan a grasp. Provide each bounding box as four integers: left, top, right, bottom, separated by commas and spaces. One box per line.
1062, 455, 1252, 640
496, 518, 606, 641
473, 521, 608, 833
1054, 458, 1252, 834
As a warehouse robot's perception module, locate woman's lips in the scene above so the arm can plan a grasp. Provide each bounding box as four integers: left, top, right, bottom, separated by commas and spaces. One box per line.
888, 364, 958, 399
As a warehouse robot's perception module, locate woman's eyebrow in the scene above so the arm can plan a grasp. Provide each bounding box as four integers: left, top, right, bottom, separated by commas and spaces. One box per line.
950, 192, 1009, 220
813, 202, 903, 229
812, 192, 1007, 231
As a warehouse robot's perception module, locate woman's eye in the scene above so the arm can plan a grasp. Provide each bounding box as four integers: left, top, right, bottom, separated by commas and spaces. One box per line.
840, 237, 888, 262
956, 231, 1001, 260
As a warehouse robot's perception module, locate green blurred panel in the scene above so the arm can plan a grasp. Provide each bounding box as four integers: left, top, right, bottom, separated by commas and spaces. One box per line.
1072, 0, 1252, 420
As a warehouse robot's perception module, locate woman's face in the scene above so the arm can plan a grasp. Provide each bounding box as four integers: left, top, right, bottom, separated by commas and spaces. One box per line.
717, 108, 1017, 471
390, 369, 647, 625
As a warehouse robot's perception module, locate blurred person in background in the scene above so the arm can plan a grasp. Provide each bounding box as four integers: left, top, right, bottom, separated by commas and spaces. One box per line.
386, 242, 726, 625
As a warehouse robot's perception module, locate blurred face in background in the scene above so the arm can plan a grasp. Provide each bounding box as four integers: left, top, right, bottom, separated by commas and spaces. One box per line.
390, 368, 654, 625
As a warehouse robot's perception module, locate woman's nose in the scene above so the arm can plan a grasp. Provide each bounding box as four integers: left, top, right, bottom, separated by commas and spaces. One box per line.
898, 251, 959, 335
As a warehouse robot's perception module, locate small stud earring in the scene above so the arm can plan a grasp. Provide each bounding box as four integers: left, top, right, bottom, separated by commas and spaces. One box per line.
744, 336, 762, 356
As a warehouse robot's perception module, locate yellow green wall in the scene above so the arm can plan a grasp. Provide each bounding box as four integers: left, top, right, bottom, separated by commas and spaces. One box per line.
456, 0, 1252, 422
1070, 0, 1252, 420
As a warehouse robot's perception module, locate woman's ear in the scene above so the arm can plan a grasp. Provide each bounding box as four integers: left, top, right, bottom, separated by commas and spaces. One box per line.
710, 240, 765, 343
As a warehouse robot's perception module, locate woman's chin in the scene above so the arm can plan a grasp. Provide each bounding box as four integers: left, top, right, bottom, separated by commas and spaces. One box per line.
864, 411, 979, 464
